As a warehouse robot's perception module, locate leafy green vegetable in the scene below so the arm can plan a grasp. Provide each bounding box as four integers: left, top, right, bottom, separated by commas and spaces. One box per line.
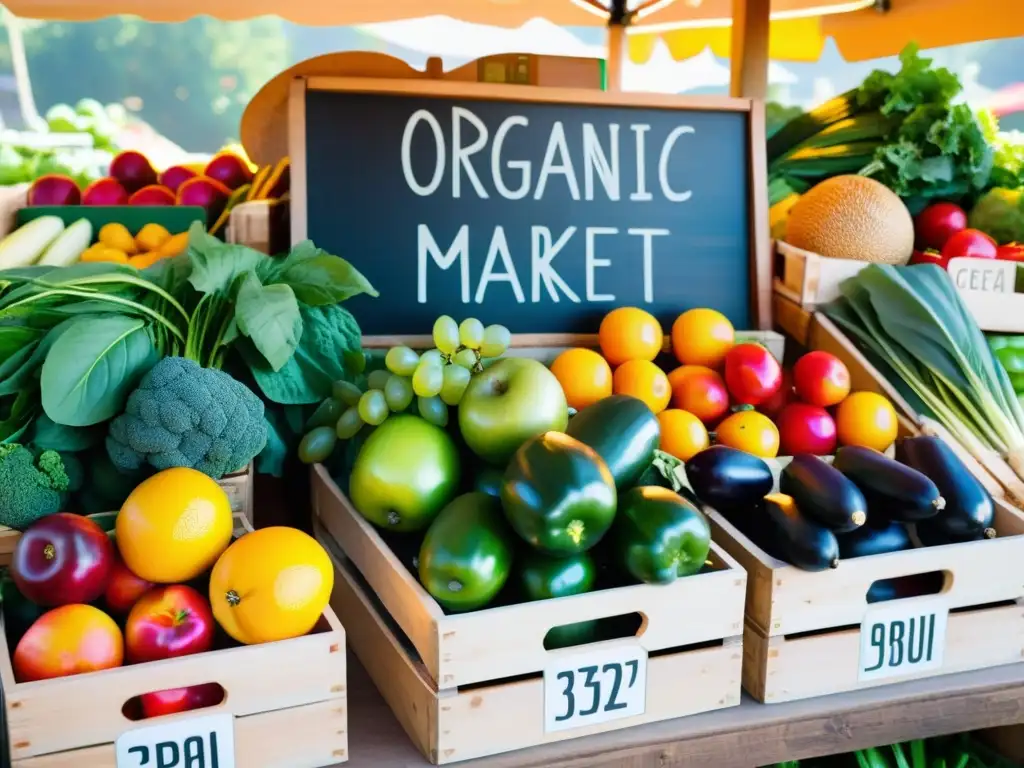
968, 188, 1024, 244
235, 273, 302, 372
274, 241, 380, 305
30, 414, 101, 452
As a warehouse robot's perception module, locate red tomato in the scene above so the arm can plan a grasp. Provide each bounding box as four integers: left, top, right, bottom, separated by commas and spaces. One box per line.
671, 369, 731, 425
940, 228, 997, 261
125, 585, 214, 664
776, 403, 837, 456
914, 202, 967, 251
105, 554, 154, 615
140, 683, 224, 719
996, 243, 1024, 262
909, 249, 949, 269
758, 369, 794, 419
792, 351, 851, 408
723, 343, 782, 406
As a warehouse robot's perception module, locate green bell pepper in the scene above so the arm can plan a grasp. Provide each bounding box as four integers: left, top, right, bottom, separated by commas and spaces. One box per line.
418, 492, 514, 613
517, 550, 598, 648
501, 432, 616, 556
988, 334, 1024, 393
613, 486, 712, 584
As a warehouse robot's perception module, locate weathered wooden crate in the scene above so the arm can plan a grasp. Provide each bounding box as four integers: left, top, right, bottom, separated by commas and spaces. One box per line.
773, 240, 868, 309
0, 465, 254, 568
0, 519, 348, 767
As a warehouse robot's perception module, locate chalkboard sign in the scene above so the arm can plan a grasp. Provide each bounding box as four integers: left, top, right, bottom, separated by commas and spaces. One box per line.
292, 79, 768, 337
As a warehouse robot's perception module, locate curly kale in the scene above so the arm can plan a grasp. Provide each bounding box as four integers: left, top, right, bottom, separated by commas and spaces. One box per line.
0, 444, 69, 530
106, 357, 268, 479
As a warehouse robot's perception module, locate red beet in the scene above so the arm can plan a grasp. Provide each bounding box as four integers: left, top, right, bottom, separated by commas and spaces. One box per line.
204, 153, 253, 190
158, 165, 198, 194
11, 513, 115, 607
128, 185, 176, 206
777, 403, 837, 456
176, 176, 230, 225
109, 151, 157, 194
27, 175, 81, 206
82, 177, 129, 206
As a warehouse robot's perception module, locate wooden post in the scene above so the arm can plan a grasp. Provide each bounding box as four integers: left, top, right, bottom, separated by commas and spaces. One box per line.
605, 0, 629, 92
729, 0, 771, 99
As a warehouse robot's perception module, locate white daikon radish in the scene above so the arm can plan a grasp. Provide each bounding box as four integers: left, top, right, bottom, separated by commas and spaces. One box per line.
38, 218, 93, 266
0, 216, 65, 269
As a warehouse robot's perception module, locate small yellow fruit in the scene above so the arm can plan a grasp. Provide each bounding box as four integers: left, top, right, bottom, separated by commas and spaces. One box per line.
157, 231, 190, 258
128, 251, 165, 270
134, 223, 171, 252
98, 223, 137, 254
78, 243, 109, 263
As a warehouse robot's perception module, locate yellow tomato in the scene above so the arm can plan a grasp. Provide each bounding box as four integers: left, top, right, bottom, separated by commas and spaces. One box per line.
209, 527, 334, 645
134, 223, 171, 252
671, 308, 735, 368
117, 468, 234, 583
836, 391, 899, 451
598, 307, 664, 366
549, 348, 613, 410
97, 222, 137, 254
657, 409, 709, 461
715, 410, 780, 458
612, 359, 672, 414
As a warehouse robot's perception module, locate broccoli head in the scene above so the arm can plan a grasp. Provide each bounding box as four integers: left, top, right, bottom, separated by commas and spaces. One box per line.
106, 357, 268, 480
0, 444, 69, 530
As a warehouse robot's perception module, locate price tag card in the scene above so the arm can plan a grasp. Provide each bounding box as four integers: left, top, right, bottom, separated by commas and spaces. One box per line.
543, 643, 647, 733
858, 597, 949, 683
116, 713, 235, 768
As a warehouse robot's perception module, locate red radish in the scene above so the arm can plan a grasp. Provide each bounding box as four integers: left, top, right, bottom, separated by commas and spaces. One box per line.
793, 351, 850, 408
909, 249, 949, 269
776, 403, 837, 456
996, 243, 1024, 262
81, 177, 129, 206
723, 343, 782, 406
941, 228, 997, 261
914, 202, 967, 251
109, 151, 157, 194
176, 176, 230, 225
128, 185, 176, 206
27, 175, 81, 206
159, 165, 198, 193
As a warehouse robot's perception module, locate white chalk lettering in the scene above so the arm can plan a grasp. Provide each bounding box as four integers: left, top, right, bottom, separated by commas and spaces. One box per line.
401, 110, 445, 196
491, 116, 531, 200
531, 226, 580, 303
534, 121, 581, 201
418, 224, 470, 303
658, 126, 694, 202
629, 124, 653, 201
585, 227, 618, 302
475, 226, 526, 303
628, 228, 670, 302
452, 107, 489, 199
582, 123, 620, 201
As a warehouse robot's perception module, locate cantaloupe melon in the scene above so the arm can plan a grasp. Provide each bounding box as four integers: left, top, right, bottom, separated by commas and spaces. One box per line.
785, 175, 914, 265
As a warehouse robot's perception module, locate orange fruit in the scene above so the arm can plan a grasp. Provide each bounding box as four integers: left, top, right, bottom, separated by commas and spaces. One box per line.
715, 410, 780, 458
549, 348, 613, 410
667, 365, 715, 397
672, 369, 731, 424
209, 527, 334, 645
657, 409, 710, 461
116, 467, 234, 584
599, 307, 664, 366
613, 360, 671, 414
671, 309, 735, 368
836, 391, 899, 452
14, 605, 123, 682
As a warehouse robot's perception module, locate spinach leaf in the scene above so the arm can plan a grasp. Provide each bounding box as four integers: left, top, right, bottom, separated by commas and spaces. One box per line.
0, 318, 83, 397
273, 241, 379, 305
246, 304, 362, 405
234, 272, 302, 372
40, 314, 159, 427
0, 388, 39, 444
30, 414, 101, 452
258, 404, 310, 477
186, 223, 265, 295
0, 325, 45, 361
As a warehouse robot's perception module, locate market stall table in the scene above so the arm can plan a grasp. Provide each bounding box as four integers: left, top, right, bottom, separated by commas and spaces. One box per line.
340, 656, 1024, 767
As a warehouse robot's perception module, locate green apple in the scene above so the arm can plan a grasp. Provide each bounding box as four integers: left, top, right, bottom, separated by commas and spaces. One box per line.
349, 415, 461, 532
458, 358, 569, 466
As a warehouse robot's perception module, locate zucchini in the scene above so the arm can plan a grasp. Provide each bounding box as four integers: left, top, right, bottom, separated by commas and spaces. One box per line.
766, 89, 859, 163
764, 493, 839, 571
566, 395, 660, 488
833, 446, 945, 521
684, 445, 773, 513
895, 436, 995, 539
780, 455, 867, 533
838, 519, 912, 559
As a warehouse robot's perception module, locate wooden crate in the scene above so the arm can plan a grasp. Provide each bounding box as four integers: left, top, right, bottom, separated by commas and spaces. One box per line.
774, 240, 867, 309
0, 520, 348, 767
0, 465, 254, 568
318, 526, 744, 765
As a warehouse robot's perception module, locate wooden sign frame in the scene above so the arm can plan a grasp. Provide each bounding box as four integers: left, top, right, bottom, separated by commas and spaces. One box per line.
287, 76, 770, 345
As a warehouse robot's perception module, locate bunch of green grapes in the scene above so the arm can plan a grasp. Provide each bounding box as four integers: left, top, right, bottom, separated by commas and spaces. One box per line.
297, 317, 511, 464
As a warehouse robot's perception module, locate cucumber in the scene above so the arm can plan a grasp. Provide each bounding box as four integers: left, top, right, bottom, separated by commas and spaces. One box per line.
895, 436, 995, 539
838, 519, 912, 559
764, 493, 839, 571
566, 395, 660, 488
0, 215, 64, 268
37, 217, 92, 266
780, 454, 867, 533
685, 445, 773, 513
833, 446, 945, 521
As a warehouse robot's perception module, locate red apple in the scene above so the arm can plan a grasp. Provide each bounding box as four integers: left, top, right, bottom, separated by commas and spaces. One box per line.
158, 165, 198, 193
140, 682, 224, 719
105, 554, 154, 615
128, 185, 176, 206
11, 513, 115, 606
723, 343, 783, 406
109, 150, 157, 194
125, 585, 214, 663
176, 176, 231, 225
27, 174, 81, 206
82, 177, 129, 206
793, 351, 851, 408
777, 403, 838, 456
204, 153, 253, 190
